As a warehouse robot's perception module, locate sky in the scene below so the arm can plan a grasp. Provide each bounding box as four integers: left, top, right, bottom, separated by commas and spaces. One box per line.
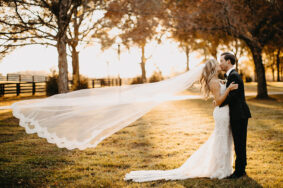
0, 39, 204, 79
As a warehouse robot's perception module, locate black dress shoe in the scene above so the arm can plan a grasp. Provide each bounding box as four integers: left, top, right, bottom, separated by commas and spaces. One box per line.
236, 171, 247, 178
226, 171, 247, 179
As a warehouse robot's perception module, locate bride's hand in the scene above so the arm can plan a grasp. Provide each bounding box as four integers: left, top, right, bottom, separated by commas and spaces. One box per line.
220, 79, 226, 84
213, 100, 217, 107
228, 82, 238, 91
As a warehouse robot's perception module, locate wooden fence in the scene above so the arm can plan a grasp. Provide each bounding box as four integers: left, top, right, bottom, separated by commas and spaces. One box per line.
0, 74, 123, 97
0, 82, 46, 97
89, 78, 122, 88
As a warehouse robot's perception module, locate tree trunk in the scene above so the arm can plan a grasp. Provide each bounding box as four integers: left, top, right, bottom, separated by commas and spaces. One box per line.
185, 45, 190, 71
71, 6, 80, 90
140, 45, 146, 83
276, 48, 281, 81
271, 67, 275, 81
203, 48, 208, 61
254, 67, 257, 82
57, 34, 69, 93
56, 0, 71, 93
211, 49, 217, 60
72, 46, 80, 90
234, 39, 239, 71
247, 43, 268, 98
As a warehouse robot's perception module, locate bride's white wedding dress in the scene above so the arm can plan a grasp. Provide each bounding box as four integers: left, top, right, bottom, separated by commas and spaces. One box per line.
124, 83, 234, 182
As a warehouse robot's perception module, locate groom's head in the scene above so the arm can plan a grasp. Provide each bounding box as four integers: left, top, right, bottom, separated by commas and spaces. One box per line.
220, 52, 236, 72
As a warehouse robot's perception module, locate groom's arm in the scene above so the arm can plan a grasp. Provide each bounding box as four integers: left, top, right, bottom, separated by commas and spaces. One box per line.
219, 74, 240, 107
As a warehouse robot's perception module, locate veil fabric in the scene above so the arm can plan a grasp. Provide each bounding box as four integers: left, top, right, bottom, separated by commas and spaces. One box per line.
0, 64, 205, 150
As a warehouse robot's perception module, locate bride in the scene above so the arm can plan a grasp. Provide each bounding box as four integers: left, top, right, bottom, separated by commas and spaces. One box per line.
124, 59, 238, 182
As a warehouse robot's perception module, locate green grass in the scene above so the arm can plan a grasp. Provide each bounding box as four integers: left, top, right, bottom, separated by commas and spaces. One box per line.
0, 83, 282, 187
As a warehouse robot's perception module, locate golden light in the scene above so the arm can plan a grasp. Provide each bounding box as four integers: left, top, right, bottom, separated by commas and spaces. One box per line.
0, 39, 203, 79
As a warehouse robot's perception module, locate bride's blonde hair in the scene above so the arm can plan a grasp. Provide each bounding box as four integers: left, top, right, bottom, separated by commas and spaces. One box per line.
200, 59, 218, 100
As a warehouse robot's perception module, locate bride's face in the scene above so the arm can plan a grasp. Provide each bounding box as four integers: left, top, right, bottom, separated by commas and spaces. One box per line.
215, 62, 222, 74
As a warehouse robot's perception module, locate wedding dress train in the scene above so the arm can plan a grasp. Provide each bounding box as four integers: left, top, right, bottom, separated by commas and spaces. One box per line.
124, 83, 234, 182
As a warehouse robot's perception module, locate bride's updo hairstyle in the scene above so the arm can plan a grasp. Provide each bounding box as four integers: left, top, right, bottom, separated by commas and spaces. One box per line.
200, 59, 218, 100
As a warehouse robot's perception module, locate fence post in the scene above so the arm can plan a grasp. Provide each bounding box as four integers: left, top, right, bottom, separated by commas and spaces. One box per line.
16, 83, 20, 96
32, 82, 36, 95
0, 84, 4, 97
92, 80, 95, 88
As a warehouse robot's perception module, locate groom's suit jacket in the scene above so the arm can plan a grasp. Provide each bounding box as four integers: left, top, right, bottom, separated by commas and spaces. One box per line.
219, 69, 251, 121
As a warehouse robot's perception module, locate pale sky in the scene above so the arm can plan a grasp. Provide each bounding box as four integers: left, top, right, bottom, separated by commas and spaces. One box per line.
0, 39, 203, 78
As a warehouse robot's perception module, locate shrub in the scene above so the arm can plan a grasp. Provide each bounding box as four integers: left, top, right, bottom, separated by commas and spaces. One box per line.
149, 71, 164, 83
245, 75, 253, 82
130, 76, 143, 84
73, 75, 89, 90
46, 70, 58, 96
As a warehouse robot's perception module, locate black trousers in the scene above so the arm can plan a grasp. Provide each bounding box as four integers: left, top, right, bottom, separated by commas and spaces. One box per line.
230, 118, 248, 173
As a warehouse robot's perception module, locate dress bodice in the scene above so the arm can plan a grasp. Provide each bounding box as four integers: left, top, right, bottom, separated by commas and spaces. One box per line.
213, 82, 229, 118
220, 83, 226, 95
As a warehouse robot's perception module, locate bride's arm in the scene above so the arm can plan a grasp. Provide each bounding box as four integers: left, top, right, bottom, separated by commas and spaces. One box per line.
209, 81, 238, 106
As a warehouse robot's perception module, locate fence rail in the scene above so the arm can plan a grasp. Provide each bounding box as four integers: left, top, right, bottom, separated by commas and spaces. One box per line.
0, 74, 47, 82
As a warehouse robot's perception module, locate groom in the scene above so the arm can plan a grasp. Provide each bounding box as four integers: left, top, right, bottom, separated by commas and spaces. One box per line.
219, 52, 252, 179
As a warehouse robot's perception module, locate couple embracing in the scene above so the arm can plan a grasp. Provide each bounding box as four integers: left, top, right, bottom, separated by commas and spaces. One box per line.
124, 52, 252, 182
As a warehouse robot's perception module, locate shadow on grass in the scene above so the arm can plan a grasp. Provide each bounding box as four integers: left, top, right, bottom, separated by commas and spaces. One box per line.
180, 175, 263, 187
125, 175, 263, 187
0, 111, 20, 127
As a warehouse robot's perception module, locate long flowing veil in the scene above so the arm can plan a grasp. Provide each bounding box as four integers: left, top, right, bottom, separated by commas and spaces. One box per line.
0, 64, 204, 150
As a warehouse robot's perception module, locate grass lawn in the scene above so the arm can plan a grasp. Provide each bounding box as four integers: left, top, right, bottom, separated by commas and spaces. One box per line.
0, 83, 282, 187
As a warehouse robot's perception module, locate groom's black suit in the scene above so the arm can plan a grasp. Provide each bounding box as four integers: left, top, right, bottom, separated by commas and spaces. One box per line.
220, 69, 251, 175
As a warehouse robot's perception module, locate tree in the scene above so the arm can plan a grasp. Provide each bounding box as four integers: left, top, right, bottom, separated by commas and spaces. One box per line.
0, 0, 82, 93
197, 32, 222, 60
263, 45, 277, 81
266, 32, 283, 82
263, 44, 282, 82
66, 0, 114, 90
171, 30, 198, 71
276, 48, 282, 81
209, 0, 282, 98
104, 0, 164, 83
166, 0, 283, 98
220, 37, 249, 72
